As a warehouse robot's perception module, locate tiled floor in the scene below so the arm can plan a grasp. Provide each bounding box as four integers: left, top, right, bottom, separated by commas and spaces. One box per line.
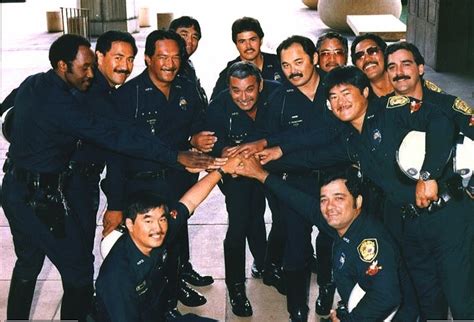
1, 0, 473, 321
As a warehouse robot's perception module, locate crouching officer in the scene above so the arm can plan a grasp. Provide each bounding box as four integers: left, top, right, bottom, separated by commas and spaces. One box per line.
236, 161, 403, 321
205, 61, 281, 316
2, 34, 221, 322
96, 158, 240, 322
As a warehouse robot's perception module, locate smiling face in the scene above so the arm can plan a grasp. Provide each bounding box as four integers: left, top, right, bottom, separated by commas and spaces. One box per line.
386, 49, 424, 97
175, 25, 200, 57
320, 179, 362, 236
126, 206, 169, 256
229, 75, 262, 113
235, 31, 262, 62
145, 39, 181, 87
97, 41, 135, 87
328, 83, 369, 131
318, 38, 347, 72
354, 39, 385, 81
280, 43, 318, 88
62, 45, 95, 92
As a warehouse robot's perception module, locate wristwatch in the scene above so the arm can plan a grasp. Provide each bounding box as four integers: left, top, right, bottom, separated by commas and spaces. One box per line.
419, 170, 431, 181
217, 168, 226, 177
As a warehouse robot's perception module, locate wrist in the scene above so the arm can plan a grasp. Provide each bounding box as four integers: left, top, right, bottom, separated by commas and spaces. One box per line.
217, 167, 226, 177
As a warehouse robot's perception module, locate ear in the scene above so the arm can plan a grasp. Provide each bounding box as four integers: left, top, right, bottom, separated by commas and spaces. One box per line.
313, 52, 319, 65
362, 87, 370, 98
57, 60, 68, 73
125, 218, 134, 233
418, 64, 424, 77
258, 80, 264, 93
96, 51, 104, 67
356, 195, 363, 210
144, 55, 151, 67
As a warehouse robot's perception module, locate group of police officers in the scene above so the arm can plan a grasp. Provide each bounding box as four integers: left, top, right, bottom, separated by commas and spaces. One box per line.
1, 13, 473, 322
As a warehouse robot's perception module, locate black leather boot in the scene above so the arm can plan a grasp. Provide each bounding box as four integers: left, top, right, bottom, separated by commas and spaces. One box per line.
61, 282, 94, 322
7, 271, 36, 320
180, 261, 214, 286
263, 263, 287, 295
177, 279, 206, 307
286, 269, 310, 322
315, 282, 336, 316
228, 282, 253, 317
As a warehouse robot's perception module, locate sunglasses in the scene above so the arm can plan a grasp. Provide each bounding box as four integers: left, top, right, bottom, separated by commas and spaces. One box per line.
319, 49, 346, 58
353, 46, 380, 61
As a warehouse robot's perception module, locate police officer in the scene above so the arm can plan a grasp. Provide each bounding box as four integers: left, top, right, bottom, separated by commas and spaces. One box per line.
236, 162, 404, 321
96, 158, 240, 322
107, 30, 215, 316
1, 34, 220, 321
169, 16, 217, 289
205, 61, 281, 316
210, 16, 283, 100
315, 32, 348, 73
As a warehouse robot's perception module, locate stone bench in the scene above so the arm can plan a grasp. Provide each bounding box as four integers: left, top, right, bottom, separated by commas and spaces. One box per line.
346, 14, 406, 41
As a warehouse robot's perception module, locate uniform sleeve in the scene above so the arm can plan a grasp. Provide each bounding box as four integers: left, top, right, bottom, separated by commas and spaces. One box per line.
204, 98, 230, 157
50, 101, 180, 167
264, 174, 334, 236
210, 69, 228, 101
96, 265, 141, 322
344, 238, 401, 321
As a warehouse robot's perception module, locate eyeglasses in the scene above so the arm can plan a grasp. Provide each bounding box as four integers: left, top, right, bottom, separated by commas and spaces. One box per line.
353, 46, 380, 61
319, 49, 346, 58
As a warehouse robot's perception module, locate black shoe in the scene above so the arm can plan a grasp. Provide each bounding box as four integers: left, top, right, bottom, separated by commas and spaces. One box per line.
228, 283, 253, 317
251, 261, 264, 279
289, 308, 308, 322
315, 283, 336, 316
178, 280, 207, 307
263, 263, 287, 295
164, 307, 182, 320
181, 262, 214, 287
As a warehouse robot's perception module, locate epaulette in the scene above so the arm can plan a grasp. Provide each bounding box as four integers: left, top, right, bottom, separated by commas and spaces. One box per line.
386, 95, 410, 108
452, 97, 474, 116
424, 79, 443, 93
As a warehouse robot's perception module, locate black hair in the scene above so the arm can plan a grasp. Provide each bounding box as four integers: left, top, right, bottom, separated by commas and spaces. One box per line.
124, 191, 170, 223
49, 34, 91, 69
384, 41, 425, 69
320, 165, 363, 200
315, 31, 348, 54
231, 17, 264, 44
95, 30, 138, 57
169, 16, 202, 39
145, 29, 183, 58
226, 61, 262, 85
277, 35, 316, 64
324, 66, 370, 98
350, 33, 387, 65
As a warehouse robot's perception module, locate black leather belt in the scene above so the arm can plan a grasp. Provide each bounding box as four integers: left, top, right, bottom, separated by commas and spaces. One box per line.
10, 167, 68, 191
68, 160, 105, 177
130, 169, 168, 180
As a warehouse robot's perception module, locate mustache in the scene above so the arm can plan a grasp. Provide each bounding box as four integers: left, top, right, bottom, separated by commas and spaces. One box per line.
393, 75, 410, 82
289, 72, 303, 79
114, 69, 130, 75
362, 61, 378, 69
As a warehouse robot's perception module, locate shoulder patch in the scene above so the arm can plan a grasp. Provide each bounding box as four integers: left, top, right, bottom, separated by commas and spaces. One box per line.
452, 97, 474, 116
386, 95, 410, 108
424, 79, 443, 93
357, 238, 378, 262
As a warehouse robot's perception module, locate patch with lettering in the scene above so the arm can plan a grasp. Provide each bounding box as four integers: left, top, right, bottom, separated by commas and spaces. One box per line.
357, 238, 378, 262
386, 95, 410, 108
452, 97, 473, 116
366, 260, 383, 276
424, 79, 443, 93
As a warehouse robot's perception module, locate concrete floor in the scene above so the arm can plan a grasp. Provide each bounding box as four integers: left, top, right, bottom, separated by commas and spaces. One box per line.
1, 0, 473, 321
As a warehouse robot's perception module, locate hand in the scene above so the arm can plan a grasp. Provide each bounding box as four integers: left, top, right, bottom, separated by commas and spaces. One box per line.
416, 179, 439, 208
103, 210, 123, 237
234, 154, 269, 183
190, 131, 217, 153
221, 146, 235, 158
225, 139, 267, 158
256, 146, 283, 165
177, 150, 227, 170
221, 154, 243, 175
329, 309, 341, 322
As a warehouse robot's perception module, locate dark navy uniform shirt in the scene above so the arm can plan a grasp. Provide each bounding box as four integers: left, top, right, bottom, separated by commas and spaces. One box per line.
7, 70, 178, 174
96, 202, 189, 322
210, 52, 283, 100
264, 174, 401, 321
205, 80, 281, 156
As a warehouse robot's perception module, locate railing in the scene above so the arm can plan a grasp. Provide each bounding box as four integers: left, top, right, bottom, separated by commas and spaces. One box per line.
60, 7, 90, 40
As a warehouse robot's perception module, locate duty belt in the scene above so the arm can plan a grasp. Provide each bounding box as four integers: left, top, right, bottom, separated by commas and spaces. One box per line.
130, 169, 168, 180
10, 167, 68, 191
68, 160, 105, 177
